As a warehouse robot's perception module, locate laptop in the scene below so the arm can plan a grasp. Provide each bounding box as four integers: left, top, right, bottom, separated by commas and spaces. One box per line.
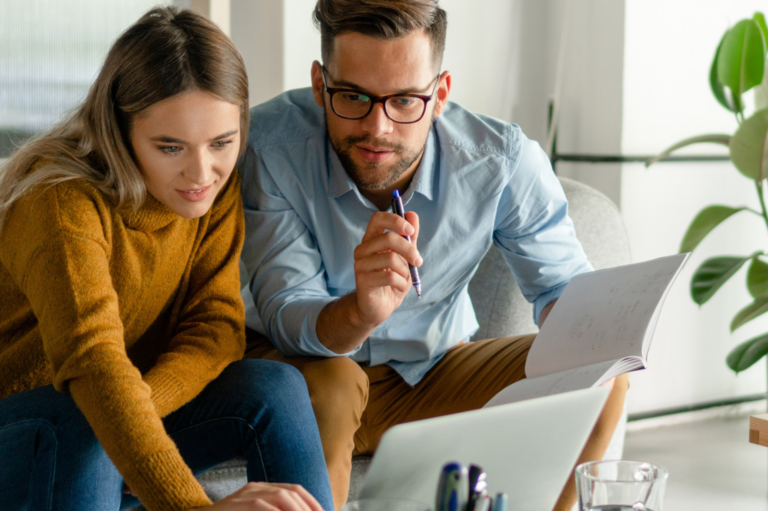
358, 386, 609, 511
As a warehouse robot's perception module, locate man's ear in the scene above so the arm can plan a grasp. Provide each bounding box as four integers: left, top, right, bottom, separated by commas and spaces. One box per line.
432, 70, 452, 118
311, 61, 325, 108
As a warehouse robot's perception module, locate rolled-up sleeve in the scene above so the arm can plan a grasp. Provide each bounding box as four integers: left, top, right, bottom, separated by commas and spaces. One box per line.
240, 146, 360, 358
492, 136, 593, 325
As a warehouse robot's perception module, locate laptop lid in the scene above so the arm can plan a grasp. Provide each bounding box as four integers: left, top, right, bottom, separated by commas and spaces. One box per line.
358, 386, 609, 511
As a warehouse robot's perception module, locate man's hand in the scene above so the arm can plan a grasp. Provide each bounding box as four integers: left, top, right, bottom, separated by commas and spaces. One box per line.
353, 211, 422, 326
538, 299, 557, 328
191, 482, 325, 511
317, 210, 422, 353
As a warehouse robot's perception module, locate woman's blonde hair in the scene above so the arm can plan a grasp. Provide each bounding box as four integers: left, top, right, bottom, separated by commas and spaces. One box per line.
0, 6, 249, 229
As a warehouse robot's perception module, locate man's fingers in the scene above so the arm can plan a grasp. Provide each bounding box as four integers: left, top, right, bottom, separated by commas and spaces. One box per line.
358, 268, 412, 294
354, 231, 422, 266
355, 251, 411, 281
362, 211, 415, 243
404, 211, 420, 247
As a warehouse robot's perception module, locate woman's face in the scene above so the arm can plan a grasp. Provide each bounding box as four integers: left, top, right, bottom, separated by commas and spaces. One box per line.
130, 90, 241, 219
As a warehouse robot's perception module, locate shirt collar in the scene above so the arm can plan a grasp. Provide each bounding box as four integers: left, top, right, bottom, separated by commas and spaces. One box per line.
326, 127, 438, 203
327, 138, 356, 198
404, 127, 437, 203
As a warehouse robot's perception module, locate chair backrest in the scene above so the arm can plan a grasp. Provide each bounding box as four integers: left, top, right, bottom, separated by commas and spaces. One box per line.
469, 176, 631, 340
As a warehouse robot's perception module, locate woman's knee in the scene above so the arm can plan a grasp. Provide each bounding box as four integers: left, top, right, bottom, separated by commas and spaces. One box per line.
220, 359, 312, 410
2, 386, 97, 445
0, 386, 120, 507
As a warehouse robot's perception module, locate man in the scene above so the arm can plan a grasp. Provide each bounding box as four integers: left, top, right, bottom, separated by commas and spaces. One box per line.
239, 1, 628, 510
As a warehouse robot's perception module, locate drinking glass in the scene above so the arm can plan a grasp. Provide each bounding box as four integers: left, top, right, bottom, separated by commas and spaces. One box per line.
340, 498, 431, 511
575, 460, 668, 511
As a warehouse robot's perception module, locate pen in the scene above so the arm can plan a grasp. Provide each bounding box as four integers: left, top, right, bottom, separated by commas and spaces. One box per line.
466, 464, 487, 511
472, 495, 490, 511
391, 190, 422, 298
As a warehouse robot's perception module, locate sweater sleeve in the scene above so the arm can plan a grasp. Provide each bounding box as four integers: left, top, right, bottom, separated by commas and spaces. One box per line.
1, 185, 211, 511
143, 172, 246, 418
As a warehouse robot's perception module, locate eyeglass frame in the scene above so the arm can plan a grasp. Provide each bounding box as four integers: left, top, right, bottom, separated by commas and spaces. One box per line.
321, 66, 441, 125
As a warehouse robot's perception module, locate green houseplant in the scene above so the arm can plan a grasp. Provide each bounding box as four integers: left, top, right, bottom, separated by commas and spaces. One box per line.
646, 13, 768, 374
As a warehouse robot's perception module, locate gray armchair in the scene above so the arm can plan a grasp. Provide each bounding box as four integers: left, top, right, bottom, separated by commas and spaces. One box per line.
133, 176, 631, 507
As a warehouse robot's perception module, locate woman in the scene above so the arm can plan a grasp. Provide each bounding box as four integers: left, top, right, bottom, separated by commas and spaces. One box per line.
0, 7, 333, 511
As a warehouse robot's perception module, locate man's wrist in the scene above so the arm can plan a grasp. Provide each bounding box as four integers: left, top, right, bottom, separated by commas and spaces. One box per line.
317, 293, 375, 354
344, 292, 372, 330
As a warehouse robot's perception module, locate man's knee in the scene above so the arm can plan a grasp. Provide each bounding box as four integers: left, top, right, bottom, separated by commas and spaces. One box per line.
300, 357, 369, 417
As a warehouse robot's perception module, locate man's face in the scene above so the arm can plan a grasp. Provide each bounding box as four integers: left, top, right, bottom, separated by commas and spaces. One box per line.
312, 30, 449, 191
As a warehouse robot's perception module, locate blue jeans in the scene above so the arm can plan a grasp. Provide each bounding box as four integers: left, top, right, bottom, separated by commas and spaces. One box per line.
0, 359, 334, 511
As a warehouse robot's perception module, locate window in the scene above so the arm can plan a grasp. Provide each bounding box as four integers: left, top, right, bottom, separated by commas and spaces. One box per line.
0, 1, 166, 158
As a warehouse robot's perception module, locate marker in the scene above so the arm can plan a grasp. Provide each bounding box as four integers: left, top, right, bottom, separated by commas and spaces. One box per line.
492, 493, 507, 511
436, 462, 468, 511
391, 190, 422, 298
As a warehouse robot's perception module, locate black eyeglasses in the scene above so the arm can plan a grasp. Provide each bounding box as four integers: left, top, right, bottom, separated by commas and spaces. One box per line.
322, 66, 441, 124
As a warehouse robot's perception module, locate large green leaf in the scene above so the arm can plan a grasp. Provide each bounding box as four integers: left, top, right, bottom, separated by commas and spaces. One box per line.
754, 13, 768, 47
748, 257, 768, 298
718, 19, 766, 97
645, 134, 731, 168
755, 14, 768, 111
730, 108, 768, 180
726, 332, 768, 373
679, 205, 747, 253
690, 256, 752, 305
755, 61, 768, 111
710, 32, 733, 111
731, 296, 768, 332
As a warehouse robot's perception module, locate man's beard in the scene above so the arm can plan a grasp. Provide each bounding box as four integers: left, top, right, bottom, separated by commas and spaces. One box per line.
326, 118, 427, 191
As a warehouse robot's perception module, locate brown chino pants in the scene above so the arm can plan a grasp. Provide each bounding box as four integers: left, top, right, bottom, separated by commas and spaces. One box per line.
245, 329, 628, 511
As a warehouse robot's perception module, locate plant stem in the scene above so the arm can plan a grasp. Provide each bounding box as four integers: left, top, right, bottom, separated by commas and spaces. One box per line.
758, 180, 768, 233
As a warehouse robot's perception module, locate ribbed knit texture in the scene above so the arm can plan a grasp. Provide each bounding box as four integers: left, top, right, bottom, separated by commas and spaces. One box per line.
0, 171, 246, 511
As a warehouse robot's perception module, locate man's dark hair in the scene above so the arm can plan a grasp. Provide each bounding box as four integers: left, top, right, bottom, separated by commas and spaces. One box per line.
313, 0, 447, 70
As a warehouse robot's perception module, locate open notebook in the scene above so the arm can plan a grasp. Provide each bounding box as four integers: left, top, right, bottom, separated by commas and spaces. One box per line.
485, 253, 688, 408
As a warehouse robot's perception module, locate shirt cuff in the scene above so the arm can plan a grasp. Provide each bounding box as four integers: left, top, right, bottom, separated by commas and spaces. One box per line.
533, 282, 569, 326
271, 297, 363, 358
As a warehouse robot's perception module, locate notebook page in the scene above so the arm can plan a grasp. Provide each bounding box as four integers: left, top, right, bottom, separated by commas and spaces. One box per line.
525, 253, 688, 379
482, 360, 620, 407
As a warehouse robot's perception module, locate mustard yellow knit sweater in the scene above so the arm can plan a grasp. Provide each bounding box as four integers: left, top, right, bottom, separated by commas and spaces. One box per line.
0, 171, 246, 510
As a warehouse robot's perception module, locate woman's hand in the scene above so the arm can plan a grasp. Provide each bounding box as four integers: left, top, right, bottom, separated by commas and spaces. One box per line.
191, 482, 326, 511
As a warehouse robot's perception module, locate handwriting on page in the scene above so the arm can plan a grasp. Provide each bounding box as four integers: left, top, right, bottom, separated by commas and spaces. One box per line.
525, 254, 687, 378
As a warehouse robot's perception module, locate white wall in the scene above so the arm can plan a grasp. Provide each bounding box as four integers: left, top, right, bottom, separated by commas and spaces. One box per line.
620, 0, 768, 413
279, 0, 520, 121
230, 0, 284, 107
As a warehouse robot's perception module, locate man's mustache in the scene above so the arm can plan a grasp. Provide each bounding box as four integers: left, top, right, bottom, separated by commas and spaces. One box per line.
341, 135, 405, 154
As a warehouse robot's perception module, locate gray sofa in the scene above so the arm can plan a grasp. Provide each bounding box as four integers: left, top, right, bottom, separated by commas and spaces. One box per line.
132, 176, 631, 508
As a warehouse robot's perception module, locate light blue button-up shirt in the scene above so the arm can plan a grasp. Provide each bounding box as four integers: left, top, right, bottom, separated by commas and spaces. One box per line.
239, 88, 592, 386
